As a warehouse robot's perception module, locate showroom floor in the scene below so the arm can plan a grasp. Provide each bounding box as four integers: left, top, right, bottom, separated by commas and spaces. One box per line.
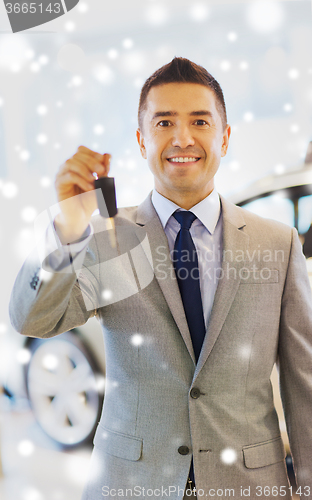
0, 398, 92, 500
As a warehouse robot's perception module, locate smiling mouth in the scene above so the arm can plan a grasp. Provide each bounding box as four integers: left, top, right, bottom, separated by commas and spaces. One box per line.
167, 157, 200, 163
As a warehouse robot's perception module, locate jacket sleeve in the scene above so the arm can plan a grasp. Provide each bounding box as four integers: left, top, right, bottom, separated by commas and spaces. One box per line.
278, 227, 312, 493
9, 232, 101, 339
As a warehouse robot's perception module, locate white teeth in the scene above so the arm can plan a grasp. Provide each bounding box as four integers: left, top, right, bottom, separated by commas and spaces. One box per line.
169, 157, 199, 163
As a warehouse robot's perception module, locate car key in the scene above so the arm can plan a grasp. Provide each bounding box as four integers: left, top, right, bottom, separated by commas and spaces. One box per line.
94, 176, 118, 248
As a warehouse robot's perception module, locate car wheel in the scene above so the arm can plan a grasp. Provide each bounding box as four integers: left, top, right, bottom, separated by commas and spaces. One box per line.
25, 330, 104, 447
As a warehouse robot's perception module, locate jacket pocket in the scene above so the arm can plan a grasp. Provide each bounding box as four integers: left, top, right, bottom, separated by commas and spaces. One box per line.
93, 425, 143, 462
243, 436, 286, 469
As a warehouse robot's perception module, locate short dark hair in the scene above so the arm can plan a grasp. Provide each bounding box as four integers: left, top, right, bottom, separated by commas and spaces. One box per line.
138, 57, 227, 130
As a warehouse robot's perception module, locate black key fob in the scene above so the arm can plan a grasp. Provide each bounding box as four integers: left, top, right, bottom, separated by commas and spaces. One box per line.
94, 177, 118, 218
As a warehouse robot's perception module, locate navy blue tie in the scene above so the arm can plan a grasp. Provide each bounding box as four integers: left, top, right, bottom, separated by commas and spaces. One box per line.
173, 211, 206, 363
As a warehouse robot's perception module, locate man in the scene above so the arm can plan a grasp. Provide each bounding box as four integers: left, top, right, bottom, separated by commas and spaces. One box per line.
10, 58, 312, 499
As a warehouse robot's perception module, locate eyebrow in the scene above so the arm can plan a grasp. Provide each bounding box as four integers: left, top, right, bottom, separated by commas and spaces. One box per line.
151, 110, 214, 120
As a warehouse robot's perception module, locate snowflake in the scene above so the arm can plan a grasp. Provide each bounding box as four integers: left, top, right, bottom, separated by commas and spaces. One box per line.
220, 60, 231, 72
25, 49, 35, 60
227, 32, 238, 42
229, 161, 240, 171
93, 124, 105, 135
77, 2, 88, 13
246, 1, 285, 34
145, 4, 168, 25
38, 55, 49, 65
93, 64, 114, 85
42, 354, 59, 370
0, 323, 7, 335
274, 164, 285, 175
123, 38, 134, 50
220, 448, 237, 465
290, 124, 299, 134
2, 182, 18, 198
10, 63, 20, 73
37, 105, 48, 115
16, 348, 31, 364
243, 112, 254, 122
131, 334, 144, 346
21, 206, 37, 222
20, 150, 30, 161
189, 3, 210, 22
40, 177, 51, 187
283, 103, 292, 112
37, 134, 48, 144
288, 68, 299, 80
64, 21, 75, 32
30, 62, 40, 72
107, 49, 118, 60
95, 375, 106, 392
239, 345, 252, 359
21, 486, 44, 500
102, 289, 113, 300
39, 268, 53, 282
134, 78, 144, 89
239, 61, 249, 71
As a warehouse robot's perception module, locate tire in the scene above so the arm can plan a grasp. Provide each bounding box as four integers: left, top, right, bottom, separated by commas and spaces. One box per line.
25, 330, 104, 447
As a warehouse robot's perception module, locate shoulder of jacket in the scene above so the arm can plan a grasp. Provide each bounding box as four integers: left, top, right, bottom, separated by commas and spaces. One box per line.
220, 195, 295, 247
238, 204, 293, 233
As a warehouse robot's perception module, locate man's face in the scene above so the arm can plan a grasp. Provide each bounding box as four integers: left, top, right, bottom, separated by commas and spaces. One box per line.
136, 82, 231, 204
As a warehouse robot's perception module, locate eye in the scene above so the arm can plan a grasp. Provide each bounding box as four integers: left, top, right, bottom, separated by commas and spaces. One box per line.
157, 120, 172, 127
194, 119, 208, 126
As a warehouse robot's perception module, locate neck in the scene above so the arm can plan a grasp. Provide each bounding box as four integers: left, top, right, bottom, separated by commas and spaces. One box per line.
156, 186, 214, 210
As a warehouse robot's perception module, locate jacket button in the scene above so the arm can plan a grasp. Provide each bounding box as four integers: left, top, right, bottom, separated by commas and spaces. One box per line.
178, 446, 190, 455
190, 387, 201, 399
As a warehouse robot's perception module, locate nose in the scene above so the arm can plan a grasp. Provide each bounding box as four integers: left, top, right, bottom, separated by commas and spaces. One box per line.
171, 125, 195, 149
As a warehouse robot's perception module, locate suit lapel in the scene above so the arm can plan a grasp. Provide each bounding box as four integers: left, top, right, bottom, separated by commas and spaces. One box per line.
135, 195, 196, 362
193, 195, 249, 378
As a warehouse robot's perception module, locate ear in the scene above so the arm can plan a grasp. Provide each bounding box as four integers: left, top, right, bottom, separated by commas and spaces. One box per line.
136, 128, 147, 159
221, 124, 231, 157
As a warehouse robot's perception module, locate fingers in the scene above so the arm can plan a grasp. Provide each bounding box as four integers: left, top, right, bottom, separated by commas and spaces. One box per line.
76, 146, 111, 175
71, 151, 105, 176
56, 147, 112, 198
55, 170, 94, 194
102, 153, 112, 175
77, 145, 103, 159
62, 157, 97, 185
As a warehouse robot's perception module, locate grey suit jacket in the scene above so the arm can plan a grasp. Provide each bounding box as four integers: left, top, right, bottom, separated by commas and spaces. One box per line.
9, 194, 312, 500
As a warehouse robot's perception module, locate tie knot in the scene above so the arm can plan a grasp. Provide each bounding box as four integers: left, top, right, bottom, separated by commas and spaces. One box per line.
173, 211, 197, 230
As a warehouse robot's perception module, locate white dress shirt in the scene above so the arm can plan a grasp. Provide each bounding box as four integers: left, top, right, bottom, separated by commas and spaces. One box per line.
151, 188, 223, 329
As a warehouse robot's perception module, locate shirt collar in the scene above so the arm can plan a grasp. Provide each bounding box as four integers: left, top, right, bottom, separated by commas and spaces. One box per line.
151, 188, 221, 235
